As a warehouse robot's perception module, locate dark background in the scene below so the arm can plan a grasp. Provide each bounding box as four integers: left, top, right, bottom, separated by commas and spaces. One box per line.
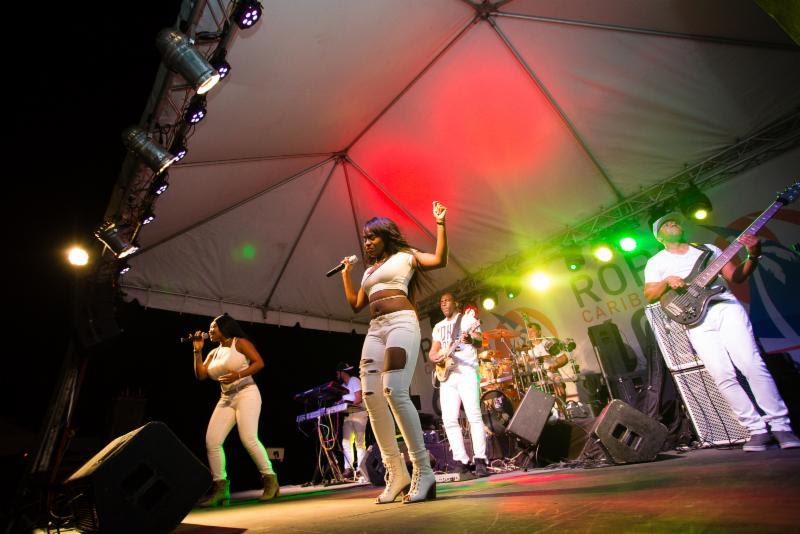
5, 2, 371, 498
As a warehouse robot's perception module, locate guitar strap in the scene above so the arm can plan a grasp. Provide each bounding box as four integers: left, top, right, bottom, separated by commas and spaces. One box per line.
450, 312, 463, 350
689, 243, 715, 279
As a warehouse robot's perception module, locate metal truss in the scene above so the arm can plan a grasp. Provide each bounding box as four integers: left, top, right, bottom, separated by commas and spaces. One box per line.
417, 109, 800, 316
100, 0, 235, 272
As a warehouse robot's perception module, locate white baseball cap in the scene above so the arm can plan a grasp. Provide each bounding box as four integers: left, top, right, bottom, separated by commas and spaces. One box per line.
652, 212, 685, 239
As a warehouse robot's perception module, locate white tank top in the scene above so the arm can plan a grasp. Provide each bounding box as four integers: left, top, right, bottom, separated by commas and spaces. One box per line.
361, 251, 415, 297
207, 338, 254, 393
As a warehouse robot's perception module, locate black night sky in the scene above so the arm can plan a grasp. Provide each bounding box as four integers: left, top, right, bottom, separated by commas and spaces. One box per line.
6, 2, 371, 498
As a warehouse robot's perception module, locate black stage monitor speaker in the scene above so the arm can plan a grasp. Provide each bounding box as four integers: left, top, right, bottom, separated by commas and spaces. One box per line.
592, 400, 668, 464
536, 418, 595, 464
506, 388, 555, 446
65, 421, 211, 534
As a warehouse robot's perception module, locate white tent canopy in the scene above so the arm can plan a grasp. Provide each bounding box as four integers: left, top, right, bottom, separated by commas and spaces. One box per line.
122, 0, 800, 332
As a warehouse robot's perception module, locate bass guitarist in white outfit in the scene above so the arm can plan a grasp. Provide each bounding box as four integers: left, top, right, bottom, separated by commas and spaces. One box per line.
644, 212, 799, 452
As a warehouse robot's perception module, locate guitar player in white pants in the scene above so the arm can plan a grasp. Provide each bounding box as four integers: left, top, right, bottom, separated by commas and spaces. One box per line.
430, 293, 489, 478
644, 212, 799, 452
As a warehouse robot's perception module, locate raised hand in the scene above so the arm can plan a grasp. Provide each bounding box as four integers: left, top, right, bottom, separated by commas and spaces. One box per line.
432, 201, 447, 223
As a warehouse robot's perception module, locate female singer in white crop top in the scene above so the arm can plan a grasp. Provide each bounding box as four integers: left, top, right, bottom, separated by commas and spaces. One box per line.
192, 313, 278, 506
340, 201, 448, 504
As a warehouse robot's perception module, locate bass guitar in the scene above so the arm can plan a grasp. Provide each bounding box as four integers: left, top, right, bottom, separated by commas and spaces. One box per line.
660, 181, 799, 326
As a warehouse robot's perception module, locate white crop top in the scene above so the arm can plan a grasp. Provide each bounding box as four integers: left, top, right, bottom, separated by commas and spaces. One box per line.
207, 338, 255, 393
361, 251, 416, 297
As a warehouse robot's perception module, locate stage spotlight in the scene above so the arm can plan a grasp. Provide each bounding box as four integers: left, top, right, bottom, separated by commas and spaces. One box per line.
150, 174, 169, 196
526, 272, 551, 292
142, 209, 156, 225
564, 251, 584, 271
619, 236, 637, 252
122, 127, 178, 174
170, 140, 188, 162
593, 245, 613, 263
210, 50, 231, 80
94, 222, 139, 259
156, 29, 220, 95
234, 0, 263, 30
505, 283, 521, 300
679, 184, 712, 221
184, 98, 207, 124
481, 294, 497, 311
68, 246, 89, 267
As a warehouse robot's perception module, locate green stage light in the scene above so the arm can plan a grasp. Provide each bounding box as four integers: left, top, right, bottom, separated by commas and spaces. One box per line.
619, 236, 637, 252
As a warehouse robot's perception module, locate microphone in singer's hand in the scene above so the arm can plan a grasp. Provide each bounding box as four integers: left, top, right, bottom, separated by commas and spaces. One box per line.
180, 332, 209, 343
326, 255, 358, 277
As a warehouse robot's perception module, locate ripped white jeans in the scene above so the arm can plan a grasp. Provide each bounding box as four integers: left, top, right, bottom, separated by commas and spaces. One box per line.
360, 310, 428, 468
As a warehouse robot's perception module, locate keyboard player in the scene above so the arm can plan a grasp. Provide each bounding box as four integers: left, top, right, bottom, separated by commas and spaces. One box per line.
336, 362, 369, 479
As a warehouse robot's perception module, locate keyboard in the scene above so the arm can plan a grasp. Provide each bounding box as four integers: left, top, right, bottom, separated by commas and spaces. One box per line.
295, 403, 363, 423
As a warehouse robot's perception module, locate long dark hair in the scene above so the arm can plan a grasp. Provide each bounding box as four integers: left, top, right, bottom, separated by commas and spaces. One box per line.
213, 313, 249, 340
362, 217, 432, 305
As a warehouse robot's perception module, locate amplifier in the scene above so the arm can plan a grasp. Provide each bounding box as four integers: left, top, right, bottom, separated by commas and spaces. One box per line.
672, 367, 749, 445
644, 304, 749, 445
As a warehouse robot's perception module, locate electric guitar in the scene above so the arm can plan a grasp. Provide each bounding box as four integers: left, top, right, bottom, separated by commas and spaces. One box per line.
660, 181, 799, 326
435, 309, 480, 382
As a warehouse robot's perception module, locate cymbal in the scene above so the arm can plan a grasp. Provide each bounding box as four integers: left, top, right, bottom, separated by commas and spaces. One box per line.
482, 328, 519, 339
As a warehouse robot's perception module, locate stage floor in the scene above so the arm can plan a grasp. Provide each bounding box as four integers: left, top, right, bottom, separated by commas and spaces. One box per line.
177, 447, 800, 533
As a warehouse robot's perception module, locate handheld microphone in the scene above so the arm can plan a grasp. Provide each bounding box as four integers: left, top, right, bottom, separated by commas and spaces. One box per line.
326, 255, 358, 277
180, 332, 209, 343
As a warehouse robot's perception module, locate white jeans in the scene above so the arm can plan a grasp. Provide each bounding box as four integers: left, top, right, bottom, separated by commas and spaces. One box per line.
206, 384, 274, 480
687, 301, 791, 433
342, 411, 369, 470
360, 310, 429, 469
440, 365, 487, 463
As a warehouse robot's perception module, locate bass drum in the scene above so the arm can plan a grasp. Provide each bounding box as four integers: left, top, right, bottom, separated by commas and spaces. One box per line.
480, 389, 518, 460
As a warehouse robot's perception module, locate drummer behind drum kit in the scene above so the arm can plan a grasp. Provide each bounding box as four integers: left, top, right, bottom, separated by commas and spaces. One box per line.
478, 327, 591, 453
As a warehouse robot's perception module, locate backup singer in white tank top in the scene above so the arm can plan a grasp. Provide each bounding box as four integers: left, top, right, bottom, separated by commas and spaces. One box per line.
192, 313, 278, 506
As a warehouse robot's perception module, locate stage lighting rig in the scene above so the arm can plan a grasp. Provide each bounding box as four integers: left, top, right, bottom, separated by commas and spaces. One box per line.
94, 221, 138, 259
481, 293, 497, 311
504, 283, 521, 300
170, 140, 188, 162
150, 174, 169, 196
234, 1, 263, 30
184, 97, 207, 125
564, 249, 585, 271
210, 50, 231, 80
121, 127, 178, 174
679, 184, 713, 221
156, 29, 220, 95
593, 245, 614, 263
142, 208, 156, 225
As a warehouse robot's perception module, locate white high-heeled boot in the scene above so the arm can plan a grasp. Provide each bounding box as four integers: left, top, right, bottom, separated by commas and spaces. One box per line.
375, 454, 411, 504
403, 456, 436, 504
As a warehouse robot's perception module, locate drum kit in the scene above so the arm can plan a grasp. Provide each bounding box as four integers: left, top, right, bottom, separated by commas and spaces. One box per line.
478, 327, 579, 423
